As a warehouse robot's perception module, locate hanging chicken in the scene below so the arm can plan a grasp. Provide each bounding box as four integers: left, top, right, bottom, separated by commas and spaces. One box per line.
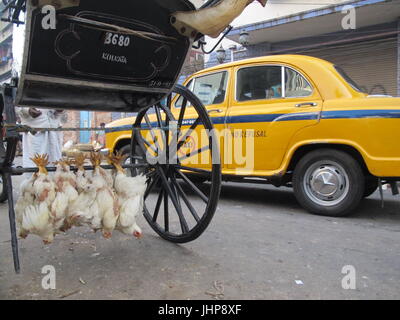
52, 159, 79, 231
172, 0, 267, 38
66, 153, 98, 227
73, 153, 91, 193
108, 152, 147, 238
99, 159, 115, 187
89, 152, 119, 238
15, 174, 36, 239
20, 154, 57, 244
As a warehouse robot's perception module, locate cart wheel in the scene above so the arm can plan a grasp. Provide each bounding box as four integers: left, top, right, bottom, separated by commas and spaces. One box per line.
0, 131, 8, 203
0, 97, 8, 203
133, 84, 221, 243
0, 173, 7, 203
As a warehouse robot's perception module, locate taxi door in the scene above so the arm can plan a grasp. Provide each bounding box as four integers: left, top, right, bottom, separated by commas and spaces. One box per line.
172, 69, 231, 170
226, 63, 322, 174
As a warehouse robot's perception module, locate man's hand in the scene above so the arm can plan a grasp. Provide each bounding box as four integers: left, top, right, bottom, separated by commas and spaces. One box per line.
28, 108, 42, 118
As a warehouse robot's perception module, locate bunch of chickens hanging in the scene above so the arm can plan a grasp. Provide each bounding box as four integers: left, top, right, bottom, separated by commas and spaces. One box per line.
15, 152, 147, 244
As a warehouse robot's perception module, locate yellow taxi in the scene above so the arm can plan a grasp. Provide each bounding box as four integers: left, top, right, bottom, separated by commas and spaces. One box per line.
105, 55, 400, 217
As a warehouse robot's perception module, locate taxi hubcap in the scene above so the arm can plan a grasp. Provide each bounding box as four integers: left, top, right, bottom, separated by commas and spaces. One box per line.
304, 161, 349, 206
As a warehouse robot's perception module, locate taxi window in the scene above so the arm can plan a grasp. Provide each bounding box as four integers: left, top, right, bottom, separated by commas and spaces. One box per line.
236, 66, 282, 102
335, 65, 364, 93
192, 71, 228, 106
284, 68, 313, 97
175, 79, 193, 108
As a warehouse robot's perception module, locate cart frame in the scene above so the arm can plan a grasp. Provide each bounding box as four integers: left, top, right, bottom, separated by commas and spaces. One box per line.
0, 0, 224, 273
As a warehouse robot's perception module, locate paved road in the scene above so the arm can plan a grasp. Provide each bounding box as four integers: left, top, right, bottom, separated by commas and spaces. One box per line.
0, 165, 399, 299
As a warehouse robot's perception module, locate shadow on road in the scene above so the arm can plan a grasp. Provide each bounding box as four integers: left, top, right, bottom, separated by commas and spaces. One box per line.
184, 181, 400, 223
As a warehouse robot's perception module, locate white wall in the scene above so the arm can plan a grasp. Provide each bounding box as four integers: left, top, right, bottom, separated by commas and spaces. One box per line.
203, 0, 353, 58
190, 0, 205, 8
233, 0, 351, 27
12, 13, 25, 77
192, 0, 352, 26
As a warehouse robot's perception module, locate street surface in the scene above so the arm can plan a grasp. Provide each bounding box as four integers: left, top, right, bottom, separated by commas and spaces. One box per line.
0, 159, 399, 299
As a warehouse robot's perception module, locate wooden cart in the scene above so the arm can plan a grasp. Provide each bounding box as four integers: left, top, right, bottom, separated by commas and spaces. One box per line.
0, 0, 225, 273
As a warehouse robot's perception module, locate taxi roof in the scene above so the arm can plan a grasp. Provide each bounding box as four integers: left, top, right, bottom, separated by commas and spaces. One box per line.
189, 54, 364, 100
192, 54, 334, 76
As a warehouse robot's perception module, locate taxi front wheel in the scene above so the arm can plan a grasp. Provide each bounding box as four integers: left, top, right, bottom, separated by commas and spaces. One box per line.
293, 149, 365, 217
118, 144, 147, 177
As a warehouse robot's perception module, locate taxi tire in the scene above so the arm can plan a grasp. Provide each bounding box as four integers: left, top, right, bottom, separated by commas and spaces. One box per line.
119, 144, 131, 159
118, 144, 146, 177
293, 149, 365, 217
363, 177, 378, 198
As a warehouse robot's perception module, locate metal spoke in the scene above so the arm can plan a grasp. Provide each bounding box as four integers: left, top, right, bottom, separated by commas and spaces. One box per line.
144, 174, 160, 199
166, 92, 172, 110
170, 173, 182, 209
177, 117, 202, 151
170, 174, 189, 233
176, 165, 212, 175
144, 114, 162, 152
155, 104, 164, 128
178, 97, 188, 128
158, 167, 189, 234
142, 137, 158, 154
134, 130, 151, 160
173, 177, 201, 223
175, 168, 209, 204
163, 189, 169, 232
178, 145, 210, 163
164, 110, 170, 164
152, 189, 164, 223
146, 169, 157, 178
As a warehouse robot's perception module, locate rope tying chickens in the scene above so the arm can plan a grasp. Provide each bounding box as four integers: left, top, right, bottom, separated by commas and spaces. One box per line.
15, 152, 147, 244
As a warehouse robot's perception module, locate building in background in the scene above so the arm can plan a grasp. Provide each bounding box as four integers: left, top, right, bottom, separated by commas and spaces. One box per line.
61, 111, 114, 145
181, 47, 205, 77
0, 3, 13, 84
179, 0, 206, 76
204, 0, 400, 97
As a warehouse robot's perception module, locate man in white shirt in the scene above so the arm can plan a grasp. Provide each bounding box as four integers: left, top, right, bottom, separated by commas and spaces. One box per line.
17, 107, 67, 168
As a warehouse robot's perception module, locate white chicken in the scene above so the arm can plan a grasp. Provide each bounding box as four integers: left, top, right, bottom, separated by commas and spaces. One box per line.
67, 154, 98, 227
20, 154, 57, 244
15, 174, 36, 239
52, 159, 79, 231
74, 153, 91, 193
99, 161, 114, 187
108, 152, 147, 238
89, 152, 119, 238
22, 202, 55, 244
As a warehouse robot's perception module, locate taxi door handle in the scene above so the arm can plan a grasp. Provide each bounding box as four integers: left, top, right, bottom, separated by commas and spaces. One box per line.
208, 109, 223, 114
295, 102, 318, 108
